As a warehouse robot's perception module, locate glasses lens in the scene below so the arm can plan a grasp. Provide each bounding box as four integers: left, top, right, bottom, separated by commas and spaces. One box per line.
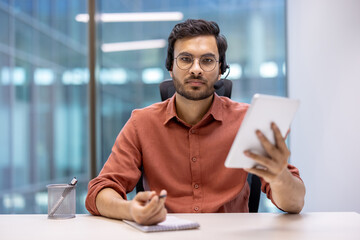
200, 56, 217, 71
176, 55, 193, 70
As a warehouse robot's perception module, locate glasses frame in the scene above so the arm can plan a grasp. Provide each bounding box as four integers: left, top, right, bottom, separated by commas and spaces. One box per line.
174, 54, 219, 72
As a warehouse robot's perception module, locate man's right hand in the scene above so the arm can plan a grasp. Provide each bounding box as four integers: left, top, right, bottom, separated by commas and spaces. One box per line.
129, 190, 167, 225
95, 188, 167, 226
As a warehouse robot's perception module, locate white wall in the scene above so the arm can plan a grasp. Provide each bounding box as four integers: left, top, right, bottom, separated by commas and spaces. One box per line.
287, 0, 360, 212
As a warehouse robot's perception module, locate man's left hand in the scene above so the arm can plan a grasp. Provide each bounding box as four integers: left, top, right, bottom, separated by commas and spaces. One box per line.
244, 122, 290, 185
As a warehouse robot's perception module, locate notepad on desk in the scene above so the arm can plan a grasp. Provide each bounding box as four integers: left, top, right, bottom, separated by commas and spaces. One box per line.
123, 216, 200, 232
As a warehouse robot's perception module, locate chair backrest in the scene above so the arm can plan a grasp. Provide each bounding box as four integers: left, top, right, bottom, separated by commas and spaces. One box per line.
136, 78, 261, 213
247, 172, 261, 213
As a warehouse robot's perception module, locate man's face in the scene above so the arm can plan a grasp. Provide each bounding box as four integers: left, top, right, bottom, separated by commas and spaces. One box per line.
169, 35, 222, 101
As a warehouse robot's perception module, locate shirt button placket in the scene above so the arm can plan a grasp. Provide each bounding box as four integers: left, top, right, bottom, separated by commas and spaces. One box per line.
189, 128, 201, 212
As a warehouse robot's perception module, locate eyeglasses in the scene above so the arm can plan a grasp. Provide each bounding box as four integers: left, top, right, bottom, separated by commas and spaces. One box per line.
174, 54, 219, 72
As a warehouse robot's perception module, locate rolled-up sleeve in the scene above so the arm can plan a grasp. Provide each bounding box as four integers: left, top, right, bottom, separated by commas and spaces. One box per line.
261, 164, 302, 211
85, 112, 142, 215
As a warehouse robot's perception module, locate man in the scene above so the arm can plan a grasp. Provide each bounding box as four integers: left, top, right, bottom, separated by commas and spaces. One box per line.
85, 19, 305, 225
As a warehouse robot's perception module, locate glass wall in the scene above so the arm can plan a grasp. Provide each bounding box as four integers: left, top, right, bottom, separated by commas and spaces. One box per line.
95, 0, 286, 212
0, 0, 88, 213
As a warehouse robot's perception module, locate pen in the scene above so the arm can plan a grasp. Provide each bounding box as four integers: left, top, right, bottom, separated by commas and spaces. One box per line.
49, 177, 78, 217
159, 194, 167, 199
147, 194, 167, 203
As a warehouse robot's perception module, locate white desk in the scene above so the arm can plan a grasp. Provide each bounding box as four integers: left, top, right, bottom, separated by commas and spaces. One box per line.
1, 212, 360, 240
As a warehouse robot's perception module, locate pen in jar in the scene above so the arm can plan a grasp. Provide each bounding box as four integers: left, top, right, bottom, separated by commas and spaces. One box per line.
49, 177, 77, 217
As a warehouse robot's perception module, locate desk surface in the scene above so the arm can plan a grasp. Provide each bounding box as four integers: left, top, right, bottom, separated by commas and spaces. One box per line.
1, 212, 360, 240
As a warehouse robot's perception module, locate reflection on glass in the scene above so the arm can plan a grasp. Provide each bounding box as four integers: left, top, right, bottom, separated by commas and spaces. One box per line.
0, 0, 88, 214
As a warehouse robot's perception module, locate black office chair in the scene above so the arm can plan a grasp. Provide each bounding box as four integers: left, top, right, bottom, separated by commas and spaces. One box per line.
136, 79, 261, 213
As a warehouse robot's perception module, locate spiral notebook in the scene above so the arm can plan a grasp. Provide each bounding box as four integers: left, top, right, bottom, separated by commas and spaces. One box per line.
123, 216, 200, 232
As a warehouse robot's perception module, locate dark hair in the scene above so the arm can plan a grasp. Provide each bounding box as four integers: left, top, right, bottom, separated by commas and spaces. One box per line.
166, 19, 228, 74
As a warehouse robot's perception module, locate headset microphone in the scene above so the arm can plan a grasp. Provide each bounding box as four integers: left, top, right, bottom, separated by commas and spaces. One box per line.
214, 65, 230, 90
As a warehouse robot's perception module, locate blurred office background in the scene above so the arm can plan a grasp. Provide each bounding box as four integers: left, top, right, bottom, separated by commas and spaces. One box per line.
0, 0, 286, 214
5, 0, 358, 215
0, 0, 89, 213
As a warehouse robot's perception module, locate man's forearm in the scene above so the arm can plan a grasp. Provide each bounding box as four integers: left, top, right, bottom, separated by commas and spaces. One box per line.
270, 169, 306, 213
96, 188, 132, 220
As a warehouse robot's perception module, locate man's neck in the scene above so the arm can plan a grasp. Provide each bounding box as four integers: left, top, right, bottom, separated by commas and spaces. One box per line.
175, 93, 214, 126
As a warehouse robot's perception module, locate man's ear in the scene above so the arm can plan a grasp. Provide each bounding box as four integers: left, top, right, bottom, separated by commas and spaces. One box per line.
169, 71, 173, 78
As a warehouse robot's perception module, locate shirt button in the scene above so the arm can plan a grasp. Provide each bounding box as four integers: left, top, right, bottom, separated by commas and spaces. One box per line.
192, 157, 197, 162
191, 129, 196, 134
194, 206, 199, 211
194, 184, 199, 189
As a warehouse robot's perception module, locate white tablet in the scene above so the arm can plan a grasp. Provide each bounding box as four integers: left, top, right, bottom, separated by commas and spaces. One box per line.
224, 94, 300, 169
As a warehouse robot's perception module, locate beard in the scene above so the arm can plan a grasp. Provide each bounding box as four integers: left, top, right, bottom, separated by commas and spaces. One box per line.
172, 75, 216, 101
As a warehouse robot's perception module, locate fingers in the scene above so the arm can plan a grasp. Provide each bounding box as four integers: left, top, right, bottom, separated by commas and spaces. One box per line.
144, 204, 167, 225
253, 123, 290, 159
243, 123, 291, 183
145, 194, 166, 216
255, 129, 282, 161
245, 166, 274, 180
130, 190, 167, 225
244, 151, 275, 170
271, 123, 288, 153
134, 191, 156, 203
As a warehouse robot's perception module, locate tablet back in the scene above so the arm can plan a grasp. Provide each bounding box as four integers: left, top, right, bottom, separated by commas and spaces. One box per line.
224, 94, 300, 169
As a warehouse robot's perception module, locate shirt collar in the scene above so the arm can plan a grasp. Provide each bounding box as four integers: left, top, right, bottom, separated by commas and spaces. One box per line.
164, 93, 224, 125
164, 94, 177, 125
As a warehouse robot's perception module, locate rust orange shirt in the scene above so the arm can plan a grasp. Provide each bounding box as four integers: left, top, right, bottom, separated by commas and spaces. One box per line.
85, 94, 300, 215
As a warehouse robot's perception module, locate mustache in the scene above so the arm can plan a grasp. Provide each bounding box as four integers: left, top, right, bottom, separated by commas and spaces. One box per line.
185, 75, 206, 82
